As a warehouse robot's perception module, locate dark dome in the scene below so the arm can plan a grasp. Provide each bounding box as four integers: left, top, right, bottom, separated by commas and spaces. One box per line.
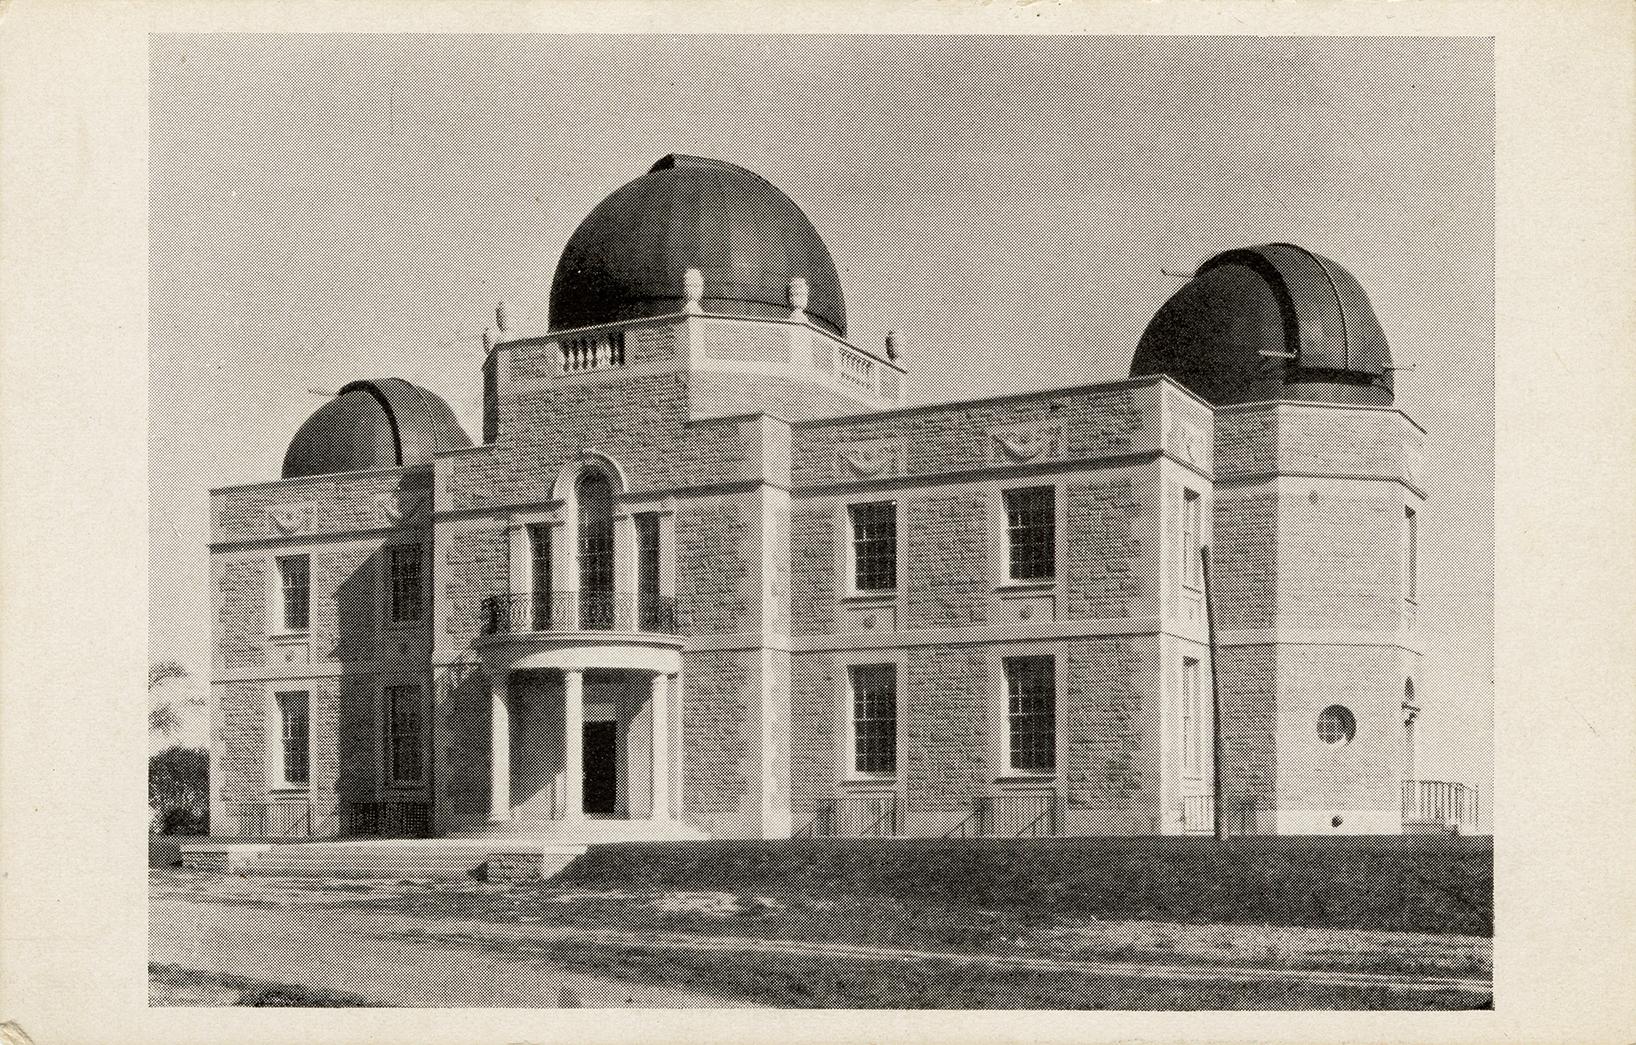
549, 155, 846, 336
1131, 243, 1393, 406
282, 378, 472, 480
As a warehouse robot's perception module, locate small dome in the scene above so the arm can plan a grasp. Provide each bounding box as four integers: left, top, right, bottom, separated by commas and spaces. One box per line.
549, 155, 846, 336
282, 378, 472, 480
1131, 243, 1393, 406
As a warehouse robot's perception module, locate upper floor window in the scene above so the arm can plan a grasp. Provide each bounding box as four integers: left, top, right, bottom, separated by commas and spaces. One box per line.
635, 513, 664, 630
1181, 656, 1204, 778
274, 690, 310, 787
849, 664, 898, 775
1004, 656, 1056, 773
386, 544, 423, 624
277, 555, 310, 632
385, 684, 424, 786
1405, 506, 1418, 601
1182, 488, 1202, 588
578, 471, 615, 627
849, 501, 897, 593
528, 523, 553, 629
1004, 486, 1056, 582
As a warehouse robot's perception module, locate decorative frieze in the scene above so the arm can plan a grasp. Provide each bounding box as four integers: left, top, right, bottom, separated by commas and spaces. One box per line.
835, 438, 904, 480
989, 423, 1063, 465
267, 502, 318, 535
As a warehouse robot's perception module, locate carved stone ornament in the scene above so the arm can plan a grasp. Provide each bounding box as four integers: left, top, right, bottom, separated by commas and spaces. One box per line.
268, 503, 317, 535
788, 276, 809, 314
991, 425, 1062, 464
683, 268, 704, 313
376, 491, 428, 527
837, 440, 903, 480
1168, 420, 1206, 466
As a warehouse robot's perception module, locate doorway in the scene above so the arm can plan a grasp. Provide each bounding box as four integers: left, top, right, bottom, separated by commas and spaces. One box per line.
583, 721, 618, 816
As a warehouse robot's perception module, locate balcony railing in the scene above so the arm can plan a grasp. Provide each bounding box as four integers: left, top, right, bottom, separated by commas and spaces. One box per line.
481, 590, 678, 636
1403, 780, 1480, 835
804, 793, 898, 837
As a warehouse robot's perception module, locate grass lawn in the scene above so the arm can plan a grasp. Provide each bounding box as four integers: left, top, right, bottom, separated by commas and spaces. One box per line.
148, 962, 381, 1006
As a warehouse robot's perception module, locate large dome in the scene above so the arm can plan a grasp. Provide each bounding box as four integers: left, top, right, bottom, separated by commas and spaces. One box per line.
1130, 243, 1393, 406
549, 154, 846, 336
282, 378, 472, 480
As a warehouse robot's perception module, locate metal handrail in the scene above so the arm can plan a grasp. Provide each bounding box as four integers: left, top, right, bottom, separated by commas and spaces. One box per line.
810, 794, 898, 837
228, 801, 312, 839
1403, 779, 1479, 833
480, 590, 678, 636
342, 800, 432, 838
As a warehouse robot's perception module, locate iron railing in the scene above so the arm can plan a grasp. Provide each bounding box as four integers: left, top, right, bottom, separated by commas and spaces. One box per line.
341, 800, 432, 838
1182, 794, 1216, 834
225, 801, 313, 839
1403, 780, 1479, 834
480, 590, 677, 636
946, 792, 1063, 837
805, 793, 898, 837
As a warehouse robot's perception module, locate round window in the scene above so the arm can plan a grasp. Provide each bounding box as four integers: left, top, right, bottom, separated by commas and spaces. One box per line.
1317, 705, 1356, 746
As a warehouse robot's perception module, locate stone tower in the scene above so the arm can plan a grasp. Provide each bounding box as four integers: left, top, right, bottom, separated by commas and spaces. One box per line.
1133, 244, 1425, 834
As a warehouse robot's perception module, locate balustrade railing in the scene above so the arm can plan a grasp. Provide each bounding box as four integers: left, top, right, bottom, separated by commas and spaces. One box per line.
481, 590, 677, 636
1403, 780, 1479, 834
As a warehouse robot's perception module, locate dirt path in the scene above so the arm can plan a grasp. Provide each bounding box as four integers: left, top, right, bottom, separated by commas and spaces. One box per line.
149, 875, 759, 1008
151, 872, 1487, 1006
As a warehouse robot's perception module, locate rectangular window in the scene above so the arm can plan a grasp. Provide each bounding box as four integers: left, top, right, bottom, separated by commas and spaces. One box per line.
386, 544, 423, 624
277, 555, 310, 632
1182, 657, 1203, 777
385, 684, 423, 785
528, 524, 553, 629
849, 664, 897, 775
1182, 489, 1202, 588
275, 690, 310, 786
1405, 506, 1418, 601
849, 501, 897, 593
635, 513, 663, 630
1004, 486, 1056, 581
1005, 656, 1056, 773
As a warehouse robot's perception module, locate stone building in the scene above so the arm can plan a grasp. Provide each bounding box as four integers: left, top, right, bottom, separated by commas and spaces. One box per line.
207, 154, 1461, 843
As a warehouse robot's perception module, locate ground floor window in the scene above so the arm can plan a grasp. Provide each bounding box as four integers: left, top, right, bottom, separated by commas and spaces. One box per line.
274, 690, 310, 787
1004, 656, 1056, 773
385, 684, 424, 785
1182, 656, 1204, 777
849, 664, 897, 775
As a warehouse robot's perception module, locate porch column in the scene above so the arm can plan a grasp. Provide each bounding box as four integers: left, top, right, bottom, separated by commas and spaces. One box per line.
650, 672, 670, 820
563, 668, 584, 821
487, 672, 511, 823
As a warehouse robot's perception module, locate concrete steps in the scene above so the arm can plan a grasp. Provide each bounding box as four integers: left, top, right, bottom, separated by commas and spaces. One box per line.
450, 819, 709, 844
211, 840, 588, 883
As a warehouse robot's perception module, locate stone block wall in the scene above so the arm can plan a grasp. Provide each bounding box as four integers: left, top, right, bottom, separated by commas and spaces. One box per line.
675, 496, 755, 637
902, 646, 993, 832
1274, 644, 1405, 829
903, 493, 990, 630
680, 650, 753, 836
1063, 472, 1155, 623
1060, 636, 1161, 835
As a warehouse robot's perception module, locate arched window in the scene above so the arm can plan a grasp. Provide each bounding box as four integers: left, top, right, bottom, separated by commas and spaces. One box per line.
577, 470, 615, 628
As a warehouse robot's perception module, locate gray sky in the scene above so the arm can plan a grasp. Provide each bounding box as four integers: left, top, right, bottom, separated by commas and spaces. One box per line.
149, 34, 1492, 809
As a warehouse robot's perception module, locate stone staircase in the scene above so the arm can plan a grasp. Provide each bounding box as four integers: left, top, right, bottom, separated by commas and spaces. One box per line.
182, 839, 587, 883
180, 820, 706, 882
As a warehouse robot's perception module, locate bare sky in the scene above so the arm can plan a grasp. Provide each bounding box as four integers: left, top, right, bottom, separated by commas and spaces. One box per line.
148, 34, 1492, 804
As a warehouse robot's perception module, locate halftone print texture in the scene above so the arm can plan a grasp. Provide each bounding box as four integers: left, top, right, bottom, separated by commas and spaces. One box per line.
151, 34, 1493, 1010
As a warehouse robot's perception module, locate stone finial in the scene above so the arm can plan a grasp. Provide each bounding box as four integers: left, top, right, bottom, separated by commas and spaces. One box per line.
885, 330, 900, 362
495, 300, 510, 334
482, 327, 495, 353
683, 268, 704, 313
787, 276, 809, 316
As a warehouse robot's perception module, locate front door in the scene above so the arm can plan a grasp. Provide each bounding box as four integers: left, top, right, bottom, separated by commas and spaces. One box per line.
583, 721, 618, 816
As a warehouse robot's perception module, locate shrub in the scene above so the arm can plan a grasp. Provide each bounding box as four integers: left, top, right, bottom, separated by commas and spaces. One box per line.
149, 745, 209, 835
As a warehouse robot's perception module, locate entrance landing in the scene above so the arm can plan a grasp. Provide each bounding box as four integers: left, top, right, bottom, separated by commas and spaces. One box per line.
450, 819, 709, 844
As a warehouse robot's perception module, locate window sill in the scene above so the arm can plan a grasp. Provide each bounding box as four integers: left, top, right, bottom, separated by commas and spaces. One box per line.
268, 631, 309, 643
994, 580, 1056, 594
994, 772, 1057, 783
380, 621, 425, 633
841, 590, 897, 604
840, 774, 898, 786
266, 786, 310, 796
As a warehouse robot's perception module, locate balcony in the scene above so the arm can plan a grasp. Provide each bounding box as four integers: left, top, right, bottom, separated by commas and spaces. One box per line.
480, 590, 677, 637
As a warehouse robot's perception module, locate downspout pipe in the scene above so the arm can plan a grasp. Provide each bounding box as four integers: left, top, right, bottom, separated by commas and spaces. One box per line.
1201, 545, 1228, 840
